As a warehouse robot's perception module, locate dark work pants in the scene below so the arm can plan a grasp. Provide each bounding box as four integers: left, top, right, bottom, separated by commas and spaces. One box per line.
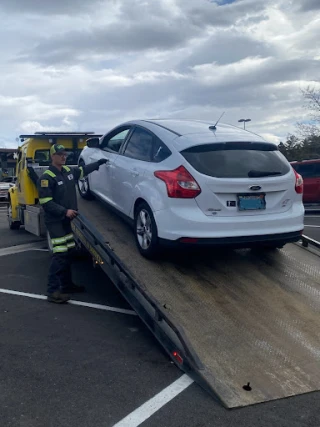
46, 220, 76, 294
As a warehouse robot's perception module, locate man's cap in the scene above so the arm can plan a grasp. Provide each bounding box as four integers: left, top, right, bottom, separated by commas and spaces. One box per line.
50, 144, 67, 155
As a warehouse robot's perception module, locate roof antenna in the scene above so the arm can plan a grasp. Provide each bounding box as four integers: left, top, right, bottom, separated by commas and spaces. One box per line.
209, 112, 225, 131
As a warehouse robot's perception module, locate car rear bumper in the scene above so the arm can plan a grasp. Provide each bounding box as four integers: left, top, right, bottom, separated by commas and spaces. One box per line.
154, 200, 305, 241
160, 230, 303, 248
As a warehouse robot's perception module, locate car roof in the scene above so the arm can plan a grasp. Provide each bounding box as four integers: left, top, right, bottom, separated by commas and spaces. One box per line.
128, 119, 267, 151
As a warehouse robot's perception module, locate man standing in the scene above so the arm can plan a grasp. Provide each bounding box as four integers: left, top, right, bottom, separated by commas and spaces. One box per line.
37, 143, 108, 304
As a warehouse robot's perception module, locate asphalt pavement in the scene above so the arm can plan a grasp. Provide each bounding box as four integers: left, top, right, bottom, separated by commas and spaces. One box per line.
0, 203, 319, 427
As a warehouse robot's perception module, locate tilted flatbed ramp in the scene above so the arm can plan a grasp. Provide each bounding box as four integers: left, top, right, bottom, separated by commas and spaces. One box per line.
73, 198, 320, 408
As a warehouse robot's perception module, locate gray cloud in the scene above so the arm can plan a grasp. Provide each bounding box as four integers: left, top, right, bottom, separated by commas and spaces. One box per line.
0, 0, 320, 146
18, 21, 201, 65
0, 0, 98, 15
16, 0, 268, 66
299, 0, 320, 11
183, 0, 268, 27
178, 31, 274, 69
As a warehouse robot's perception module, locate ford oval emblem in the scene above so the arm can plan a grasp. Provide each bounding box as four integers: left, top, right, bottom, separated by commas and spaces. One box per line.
250, 185, 261, 191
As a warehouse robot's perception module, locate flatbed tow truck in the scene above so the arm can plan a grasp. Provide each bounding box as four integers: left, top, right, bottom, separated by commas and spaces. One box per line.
7, 134, 320, 408
71, 196, 320, 409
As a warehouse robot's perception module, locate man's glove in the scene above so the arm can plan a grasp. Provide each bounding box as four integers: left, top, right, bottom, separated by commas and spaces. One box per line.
98, 158, 109, 166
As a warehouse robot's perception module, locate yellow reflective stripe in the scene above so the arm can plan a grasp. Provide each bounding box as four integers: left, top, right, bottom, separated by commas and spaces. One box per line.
63, 166, 71, 172
52, 236, 66, 245
65, 233, 74, 241
79, 166, 84, 180
67, 242, 76, 249
52, 245, 68, 253
44, 170, 56, 178
39, 197, 53, 205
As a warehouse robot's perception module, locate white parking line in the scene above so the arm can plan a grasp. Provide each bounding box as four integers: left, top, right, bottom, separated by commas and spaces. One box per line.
0, 242, 46, 257
304, 225, 320, 228
112, 374, 194, 427
0, 288, 137, 316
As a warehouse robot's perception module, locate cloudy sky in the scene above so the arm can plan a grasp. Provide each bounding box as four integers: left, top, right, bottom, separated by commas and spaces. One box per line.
0, 0, 319, 148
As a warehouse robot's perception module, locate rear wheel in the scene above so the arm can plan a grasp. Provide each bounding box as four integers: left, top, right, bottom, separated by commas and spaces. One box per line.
7, 201, 21, 230
134, 202, 159, 259
77, 161, 94, 200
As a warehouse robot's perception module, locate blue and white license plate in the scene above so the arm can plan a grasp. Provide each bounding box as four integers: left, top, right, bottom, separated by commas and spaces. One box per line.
238, 194, 266, 211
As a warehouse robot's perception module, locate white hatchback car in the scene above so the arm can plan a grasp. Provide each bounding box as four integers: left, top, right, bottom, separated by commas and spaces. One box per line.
78, 119, 304, 258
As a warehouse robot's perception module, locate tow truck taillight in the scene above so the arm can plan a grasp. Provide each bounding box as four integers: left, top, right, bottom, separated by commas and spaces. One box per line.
172, 351, 183, 364
293, 169, 303, 194
154, 166, 201, 198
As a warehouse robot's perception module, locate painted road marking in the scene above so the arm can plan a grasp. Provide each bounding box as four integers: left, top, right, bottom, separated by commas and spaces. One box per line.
304, 225, 320, 228
0, 242, 46, 257
112, 374, 194, 427
0, 288, 137, 316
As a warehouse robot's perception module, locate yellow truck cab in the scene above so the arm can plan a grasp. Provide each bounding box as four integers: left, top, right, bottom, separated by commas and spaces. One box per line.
8, 132, 101, 238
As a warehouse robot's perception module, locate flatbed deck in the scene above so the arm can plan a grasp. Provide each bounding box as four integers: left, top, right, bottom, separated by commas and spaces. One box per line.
74, 197, 320, 408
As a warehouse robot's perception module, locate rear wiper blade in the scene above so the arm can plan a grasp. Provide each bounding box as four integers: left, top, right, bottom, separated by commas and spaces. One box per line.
248, 170, 282, 177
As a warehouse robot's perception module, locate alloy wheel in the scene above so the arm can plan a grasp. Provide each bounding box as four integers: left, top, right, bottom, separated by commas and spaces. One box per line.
136, 209, 153, 250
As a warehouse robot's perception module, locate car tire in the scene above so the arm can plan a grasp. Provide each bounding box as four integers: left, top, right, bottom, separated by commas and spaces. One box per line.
134, 202, 159, 259
8, 200, 21, 230
77, 161, 94, 200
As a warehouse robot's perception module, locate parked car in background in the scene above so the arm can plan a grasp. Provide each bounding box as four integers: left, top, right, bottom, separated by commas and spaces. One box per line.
291, 159, 320, 203
78, 119, 304, 257
0, 177, 16, 200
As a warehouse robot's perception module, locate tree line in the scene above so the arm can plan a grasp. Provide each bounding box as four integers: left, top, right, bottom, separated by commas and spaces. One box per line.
278, 85, 320, 162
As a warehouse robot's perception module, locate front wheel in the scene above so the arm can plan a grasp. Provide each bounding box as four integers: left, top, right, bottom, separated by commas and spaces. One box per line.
7, 201, 21, 230
77, 162, 94, 200
134, 202, 159, 259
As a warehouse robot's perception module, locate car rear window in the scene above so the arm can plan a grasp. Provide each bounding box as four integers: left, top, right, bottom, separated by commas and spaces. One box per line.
181, 141, 291, 178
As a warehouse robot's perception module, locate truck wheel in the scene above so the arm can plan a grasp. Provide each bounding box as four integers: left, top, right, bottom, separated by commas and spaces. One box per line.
134, 202, 159, 259
77, 162, 94, 200
7, 201, 21, 230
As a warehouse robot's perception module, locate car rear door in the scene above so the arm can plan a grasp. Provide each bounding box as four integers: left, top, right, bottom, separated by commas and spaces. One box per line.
180, 141, 296, 217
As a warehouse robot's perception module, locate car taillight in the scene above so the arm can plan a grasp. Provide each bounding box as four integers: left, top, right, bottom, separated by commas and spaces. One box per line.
293, 169, 303, 194
154, 165, 201, 198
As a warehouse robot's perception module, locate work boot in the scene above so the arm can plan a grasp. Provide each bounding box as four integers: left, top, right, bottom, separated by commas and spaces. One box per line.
47, 291, 70, 304
61, 283, 86, 293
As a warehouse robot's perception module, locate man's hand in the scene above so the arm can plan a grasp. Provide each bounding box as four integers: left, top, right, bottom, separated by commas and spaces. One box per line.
98, 158, 109, 166
66, 209, 78, 219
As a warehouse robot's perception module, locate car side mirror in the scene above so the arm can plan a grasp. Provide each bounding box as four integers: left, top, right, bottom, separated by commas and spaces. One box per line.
86, 137, 100, 148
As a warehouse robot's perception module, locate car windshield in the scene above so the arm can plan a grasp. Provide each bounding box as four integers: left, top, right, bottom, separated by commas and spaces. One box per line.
181, 141, 290, 178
